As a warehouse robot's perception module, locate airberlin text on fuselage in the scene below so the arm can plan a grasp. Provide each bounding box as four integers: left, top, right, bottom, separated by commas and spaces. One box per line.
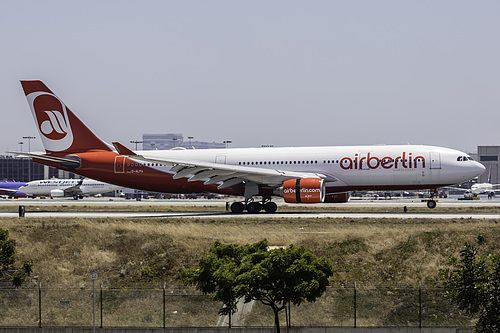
340, 152, 426, 170
283, 188, 321, 194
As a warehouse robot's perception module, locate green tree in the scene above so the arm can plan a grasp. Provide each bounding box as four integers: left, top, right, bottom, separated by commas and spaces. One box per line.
183, 239, 333, 333
440, 240, 500, 333
0, 228, 33, 288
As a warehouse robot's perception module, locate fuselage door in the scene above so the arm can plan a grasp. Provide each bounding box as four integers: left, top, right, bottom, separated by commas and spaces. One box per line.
215, 155, 227, 164
114, 156, 125, 173
429, 151, 441, 169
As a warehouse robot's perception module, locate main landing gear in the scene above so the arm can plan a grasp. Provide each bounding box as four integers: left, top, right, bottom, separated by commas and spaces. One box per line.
229, 197, 278, 214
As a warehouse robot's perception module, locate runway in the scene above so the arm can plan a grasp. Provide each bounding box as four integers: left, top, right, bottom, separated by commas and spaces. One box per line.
0, 211, 499, 219
0, 196, 499, 219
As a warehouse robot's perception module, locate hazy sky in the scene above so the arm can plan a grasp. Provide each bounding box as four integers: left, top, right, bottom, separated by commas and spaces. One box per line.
2, 1, 499, 154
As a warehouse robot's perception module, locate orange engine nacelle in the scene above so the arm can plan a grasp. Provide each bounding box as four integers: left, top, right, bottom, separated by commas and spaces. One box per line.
282, 178, 325, 204
324, 192, 350, 203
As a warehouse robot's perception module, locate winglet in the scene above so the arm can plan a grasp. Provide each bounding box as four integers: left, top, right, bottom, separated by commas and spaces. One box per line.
112, 142, 137, 156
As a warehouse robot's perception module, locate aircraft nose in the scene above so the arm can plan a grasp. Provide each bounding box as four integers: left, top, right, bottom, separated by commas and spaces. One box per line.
474, 162, 486, 176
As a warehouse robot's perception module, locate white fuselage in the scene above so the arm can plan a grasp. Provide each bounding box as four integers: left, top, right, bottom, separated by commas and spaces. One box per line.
129, 145, 484, 192
19, 179, 122, 197
471, 183, 494, 195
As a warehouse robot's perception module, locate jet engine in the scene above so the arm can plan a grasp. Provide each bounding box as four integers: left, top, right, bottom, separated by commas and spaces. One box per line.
281, 178, 325, 203
50, 189, 65, 197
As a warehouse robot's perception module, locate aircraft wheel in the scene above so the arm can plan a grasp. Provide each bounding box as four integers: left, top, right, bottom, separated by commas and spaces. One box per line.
427, 200, 437, 209
246, 202, 262, 214
230, 202, 245, 214
264, 202, 278, 213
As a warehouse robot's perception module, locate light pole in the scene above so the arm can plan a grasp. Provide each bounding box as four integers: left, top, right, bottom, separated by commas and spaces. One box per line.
172, 137, 178, 148
130, 140, 142, 150
188, 136, 194, 149
22, 136, 36, 153
18, 142, 24, 152
223, 140, 232, 149
22, 136, 35, 182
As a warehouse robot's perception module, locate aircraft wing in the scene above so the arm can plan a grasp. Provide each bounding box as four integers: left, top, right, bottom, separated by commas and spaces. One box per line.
61, 179, 85, 196
113, 142, 340, 189
440, 185, 469, 192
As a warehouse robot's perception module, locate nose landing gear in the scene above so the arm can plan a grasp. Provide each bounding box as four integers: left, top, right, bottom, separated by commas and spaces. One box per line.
426, 200, 437, 209
423, 189, 438, 209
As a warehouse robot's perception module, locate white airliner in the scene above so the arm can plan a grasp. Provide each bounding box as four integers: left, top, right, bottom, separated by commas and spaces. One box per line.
16, 80, 485, 213
468, 167, 500, 198
19, 178, 122, 199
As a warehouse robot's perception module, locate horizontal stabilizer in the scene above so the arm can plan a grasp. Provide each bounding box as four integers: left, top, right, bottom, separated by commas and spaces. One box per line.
8, 152, 81, 170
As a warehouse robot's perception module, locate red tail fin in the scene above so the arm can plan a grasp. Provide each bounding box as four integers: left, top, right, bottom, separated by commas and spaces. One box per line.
20, 80, 111, 154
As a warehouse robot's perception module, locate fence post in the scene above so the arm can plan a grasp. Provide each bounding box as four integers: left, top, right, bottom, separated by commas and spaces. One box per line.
163, 283, 166, 329
353, 282, 357, 328
100, 284, 103, 328
418, 282, 422, 328
38, 283, 42, 328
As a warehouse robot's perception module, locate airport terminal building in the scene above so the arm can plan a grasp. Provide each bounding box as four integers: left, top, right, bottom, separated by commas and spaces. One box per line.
142, 133, 226, 150
477, 146, 500, 184
0, 155, 75, 182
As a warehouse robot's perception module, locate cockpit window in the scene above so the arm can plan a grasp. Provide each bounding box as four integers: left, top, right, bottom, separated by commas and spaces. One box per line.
457, 156, 474, 162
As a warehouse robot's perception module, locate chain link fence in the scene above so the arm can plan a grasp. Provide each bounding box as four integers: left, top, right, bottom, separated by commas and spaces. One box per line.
0, 286, 474, 328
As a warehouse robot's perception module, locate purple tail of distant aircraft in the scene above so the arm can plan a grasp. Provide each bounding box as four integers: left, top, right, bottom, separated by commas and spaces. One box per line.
0, 182, 27, 198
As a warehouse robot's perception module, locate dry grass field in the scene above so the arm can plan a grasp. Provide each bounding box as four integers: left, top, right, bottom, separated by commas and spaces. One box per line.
2, 215, 499, 289
1, 213, 498, 327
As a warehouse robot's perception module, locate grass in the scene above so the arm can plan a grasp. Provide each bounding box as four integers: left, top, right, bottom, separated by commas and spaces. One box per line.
2, 216, 500, 288
1, 215, 499, 327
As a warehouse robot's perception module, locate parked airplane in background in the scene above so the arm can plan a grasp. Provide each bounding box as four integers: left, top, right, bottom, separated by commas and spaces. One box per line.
445, 166, 499, 199
19, 178, 122, 199
0, 182, 27, 198
16, 80, 485, 213
468, 166, 500, 198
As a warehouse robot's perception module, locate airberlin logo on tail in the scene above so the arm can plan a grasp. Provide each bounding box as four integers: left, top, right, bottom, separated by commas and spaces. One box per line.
340, 152, 426, 170
26, 92, 74, 152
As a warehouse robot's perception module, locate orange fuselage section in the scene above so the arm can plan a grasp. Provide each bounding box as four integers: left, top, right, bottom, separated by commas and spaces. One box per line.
35, 150, 244, 196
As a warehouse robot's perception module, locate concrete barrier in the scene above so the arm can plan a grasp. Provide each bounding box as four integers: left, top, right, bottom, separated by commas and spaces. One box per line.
0, 327, 473, 333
